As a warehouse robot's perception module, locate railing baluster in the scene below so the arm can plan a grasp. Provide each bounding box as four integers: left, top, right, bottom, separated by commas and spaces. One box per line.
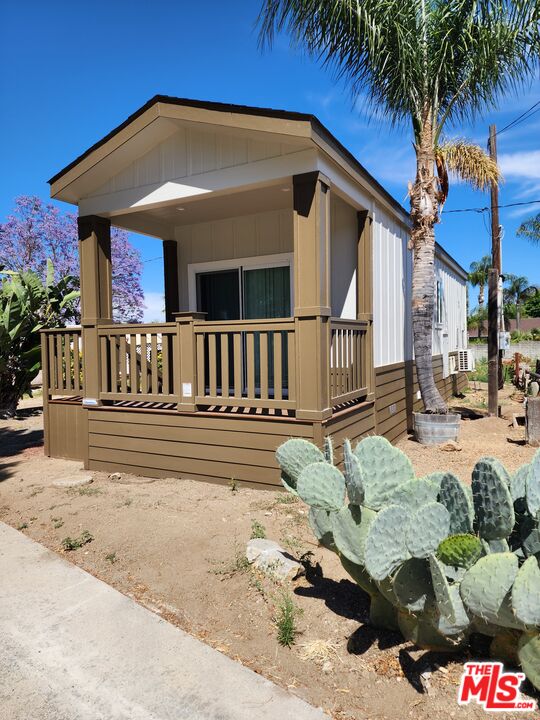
260, 332, 268, 400
196, 333, 205, 398
246, 332, 255, 398
233, 333, 242, 398
140, 334, 148, 394
150, 334, 158, 394
110, 337, 118, 393
119, 336, 128, 393
220, 333, 229, 399
129, 334, 138, 394
73, 333, 81, 392
273, 332, 282, 401
162, 334, 170, 395
287, 330, 296, 401
208, 333, 217, 397
100, 335, 108, 392
56, 334, 64, 392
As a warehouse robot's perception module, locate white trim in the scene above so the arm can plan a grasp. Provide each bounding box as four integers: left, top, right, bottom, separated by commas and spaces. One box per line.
188, 252, 294, 314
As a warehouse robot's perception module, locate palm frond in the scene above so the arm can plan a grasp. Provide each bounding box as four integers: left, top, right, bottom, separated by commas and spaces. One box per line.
436, 141, 501, 192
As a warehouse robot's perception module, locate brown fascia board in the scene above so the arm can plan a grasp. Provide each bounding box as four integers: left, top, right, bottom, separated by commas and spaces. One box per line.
47, 94, 409, 221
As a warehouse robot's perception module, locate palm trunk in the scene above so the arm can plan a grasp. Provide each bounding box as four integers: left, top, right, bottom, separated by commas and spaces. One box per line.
478, 285, 484, 307
516, 305, 521, 332
410, 112, 447, 414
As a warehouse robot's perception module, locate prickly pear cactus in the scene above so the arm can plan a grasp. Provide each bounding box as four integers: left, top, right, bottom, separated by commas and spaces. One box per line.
405, 502, 450, 559
276, 438, 325, 492
518, 633, 540, 690
342, 439, 365, 506
437, 534, 483, 569
308, 507, 335, 550
393, 558, 433, 612
460, 553, 524, 630
512, 556, 540, 626
332, 503, 375, 565
526, 449, 540, 516
386, 476, 439, 510
297, 462, 346, 512
323, 435, 334, 465
438, 472, 474, 534
354, 436, 414, 509
472, 458, 514, 540
364, 504, 411, 580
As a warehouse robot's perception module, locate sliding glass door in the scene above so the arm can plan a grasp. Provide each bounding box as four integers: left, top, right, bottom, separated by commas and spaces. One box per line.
196, 262, 291, 398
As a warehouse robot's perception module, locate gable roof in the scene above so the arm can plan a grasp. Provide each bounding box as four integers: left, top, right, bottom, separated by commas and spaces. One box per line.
48, 94, 409, 221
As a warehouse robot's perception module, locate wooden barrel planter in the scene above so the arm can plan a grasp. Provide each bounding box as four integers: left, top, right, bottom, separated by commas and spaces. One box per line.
413, 412, 461, 445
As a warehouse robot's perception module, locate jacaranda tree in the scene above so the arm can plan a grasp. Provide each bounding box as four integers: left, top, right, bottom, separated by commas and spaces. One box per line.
258, 0, 540, 412
0, 196, 144, 323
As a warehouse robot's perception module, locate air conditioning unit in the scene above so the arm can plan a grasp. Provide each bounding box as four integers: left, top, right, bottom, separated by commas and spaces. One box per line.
457, 349, 475, 373
448, 355, 458, 375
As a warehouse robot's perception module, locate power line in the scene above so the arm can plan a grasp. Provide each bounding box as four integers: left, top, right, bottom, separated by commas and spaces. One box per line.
442, 198, 540, 215
142, 255, 162, 263
496, 99, 540, 136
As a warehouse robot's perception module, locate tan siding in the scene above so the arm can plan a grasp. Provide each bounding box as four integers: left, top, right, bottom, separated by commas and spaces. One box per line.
86, 408, 314, 489
330, 195, 357, 318
47, 401, 87, 461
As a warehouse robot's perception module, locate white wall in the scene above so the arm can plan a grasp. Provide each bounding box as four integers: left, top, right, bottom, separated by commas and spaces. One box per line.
372, 207, 413, 367
330, 195, 357, 319
433, 254, 468, 355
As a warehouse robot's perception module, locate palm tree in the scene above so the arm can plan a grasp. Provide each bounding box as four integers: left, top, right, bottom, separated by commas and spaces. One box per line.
504, 274, 538, 331
468, 255, 492, 309
258, 1, 539, 413
517, 212, 540, 244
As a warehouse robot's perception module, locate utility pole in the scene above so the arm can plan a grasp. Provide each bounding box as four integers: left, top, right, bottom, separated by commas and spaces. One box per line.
487, 124, 501, 416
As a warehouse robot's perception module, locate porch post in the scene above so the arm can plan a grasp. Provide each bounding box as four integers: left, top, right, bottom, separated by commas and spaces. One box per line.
163, 240, 179, 322
292, 171, 332, 421
357, 210, 375, 398
174, 311, 206, 412
77, 215, 112, 408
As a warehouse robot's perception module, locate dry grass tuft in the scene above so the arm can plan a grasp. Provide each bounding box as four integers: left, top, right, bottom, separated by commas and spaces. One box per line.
299, 639, 342, 664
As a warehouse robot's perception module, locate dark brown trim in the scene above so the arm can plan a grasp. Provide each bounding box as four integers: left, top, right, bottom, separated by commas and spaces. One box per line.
163, 240, 179, 322
47, 95, 409, 221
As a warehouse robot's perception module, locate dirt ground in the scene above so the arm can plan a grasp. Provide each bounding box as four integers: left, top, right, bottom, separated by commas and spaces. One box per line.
1, 385, 538, 720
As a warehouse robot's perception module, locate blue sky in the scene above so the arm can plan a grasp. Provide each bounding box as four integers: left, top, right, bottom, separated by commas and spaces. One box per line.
1, 0, 539, 320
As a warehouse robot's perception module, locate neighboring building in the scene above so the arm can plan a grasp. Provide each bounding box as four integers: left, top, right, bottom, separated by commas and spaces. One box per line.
43, 96, 467, 487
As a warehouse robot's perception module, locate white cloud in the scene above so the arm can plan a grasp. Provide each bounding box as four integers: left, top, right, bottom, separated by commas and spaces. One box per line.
143, 291, 165, 323
499, 150, 540, 180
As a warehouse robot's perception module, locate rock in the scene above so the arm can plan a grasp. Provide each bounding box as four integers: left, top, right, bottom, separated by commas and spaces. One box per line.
108, 473, 155, 485
439, 440, 462, 452
246, 539, 284, 563
109, 473, 122, 482
52, 475, 93, 489
246, 539, 304, 581
322, 661, 332, 674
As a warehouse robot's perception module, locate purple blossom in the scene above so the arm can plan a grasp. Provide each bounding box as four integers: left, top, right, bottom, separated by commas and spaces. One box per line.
0, 196, 144, 323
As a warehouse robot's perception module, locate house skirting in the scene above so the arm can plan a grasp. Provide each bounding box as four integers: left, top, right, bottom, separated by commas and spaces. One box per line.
45, 355, 466, 489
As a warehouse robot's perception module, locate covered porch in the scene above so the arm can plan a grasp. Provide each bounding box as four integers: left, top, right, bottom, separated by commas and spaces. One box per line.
42, 97, 379, 485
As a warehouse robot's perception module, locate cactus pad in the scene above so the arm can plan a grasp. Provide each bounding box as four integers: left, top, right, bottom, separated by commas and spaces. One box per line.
512, 556, 540, 626
332, 503, 375, 565
369, 594, 399, 631
394, 558, 433, 612
406, 502, 450, 559
340, 555, 378, 596
387, 477, 439, 510
354, 436, 414, 509
323, 435, 334, 465
398, 608, 465, 651
511, 464, 530, 502
460, 553, 523, 629
472, 458, 515, 540
526, 449, 540, 516
438, 472, 474, 534
486, 538, 510, 554
297, 462, 346, 511
521, 513, 540, 557
364, 504, 412, 580
276, 438, 325, 490
308, 507, 335, 550
342, 439, 365, 505
518, 632, 540, 691
437, 534, 483, 569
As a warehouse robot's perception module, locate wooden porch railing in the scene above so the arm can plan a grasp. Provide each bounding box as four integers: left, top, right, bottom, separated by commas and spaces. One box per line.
41, 316, 373, 414
330, 318, 370, 406
193, 318, 296, 409
41, 327, 83, 395
97, 323, 177, 403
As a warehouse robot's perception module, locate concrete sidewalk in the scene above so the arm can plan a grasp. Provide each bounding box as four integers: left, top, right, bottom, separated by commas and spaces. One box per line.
0, 522, 328, 720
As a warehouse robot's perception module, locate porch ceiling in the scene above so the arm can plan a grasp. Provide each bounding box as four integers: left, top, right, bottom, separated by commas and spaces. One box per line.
110, 181, 293, 238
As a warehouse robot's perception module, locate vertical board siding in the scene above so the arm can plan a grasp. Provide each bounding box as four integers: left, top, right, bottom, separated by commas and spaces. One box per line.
372, 207, 411, 368
434, 256, 468, 355
87, 126, 303, 199
330, 195, 357, 319
175, 209, 293, 311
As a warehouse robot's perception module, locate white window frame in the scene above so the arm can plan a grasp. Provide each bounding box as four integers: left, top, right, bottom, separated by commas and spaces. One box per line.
188, 252, 294, 316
